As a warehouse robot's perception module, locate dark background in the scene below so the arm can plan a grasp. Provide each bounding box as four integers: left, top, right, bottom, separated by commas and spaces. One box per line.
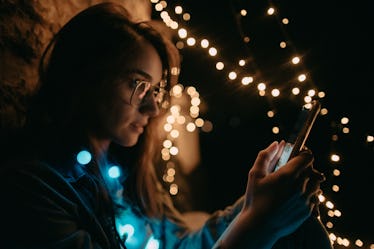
154, 0, 373, 247
0, 0, 371, 247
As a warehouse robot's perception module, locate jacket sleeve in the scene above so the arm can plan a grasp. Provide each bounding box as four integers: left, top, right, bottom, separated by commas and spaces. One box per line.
0, 163, 109, 249
159, 188, 332, 249
158, 189, 244, 249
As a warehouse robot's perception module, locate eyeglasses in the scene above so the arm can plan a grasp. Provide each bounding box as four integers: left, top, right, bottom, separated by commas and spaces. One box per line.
129, 79, 167, 107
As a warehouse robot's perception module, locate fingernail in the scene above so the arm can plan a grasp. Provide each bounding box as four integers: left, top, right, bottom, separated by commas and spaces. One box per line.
270, 141, 278, 147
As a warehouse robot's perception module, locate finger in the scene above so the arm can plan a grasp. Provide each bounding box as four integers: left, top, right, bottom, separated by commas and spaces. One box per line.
286, 150, 314, 177
310, 191, 322, 217
310, 190, 322, 205
294, 176, 314, 196
302, 168, 325, 193
297, 166, 322, 184
310, 168, 326, 182
299, 167, 325, 182
304, 178, 322, 199
312, 203, 320, 217
269, 140, 286, 172
251, 141, 280, 176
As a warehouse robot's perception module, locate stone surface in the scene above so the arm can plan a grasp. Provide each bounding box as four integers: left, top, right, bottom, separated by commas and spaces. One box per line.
0, 0, 151, 128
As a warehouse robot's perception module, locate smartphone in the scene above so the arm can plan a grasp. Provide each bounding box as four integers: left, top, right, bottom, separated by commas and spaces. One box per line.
273, 100, 321, 171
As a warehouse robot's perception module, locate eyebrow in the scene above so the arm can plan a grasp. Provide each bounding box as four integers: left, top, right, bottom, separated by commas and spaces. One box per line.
123, 69, 153, 81
125, 69, 166, 88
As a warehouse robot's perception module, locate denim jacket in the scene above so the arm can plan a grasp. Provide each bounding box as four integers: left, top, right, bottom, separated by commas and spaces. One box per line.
0, 158, 328, 249
0, 159, 125, 249
0, 159, 242, 249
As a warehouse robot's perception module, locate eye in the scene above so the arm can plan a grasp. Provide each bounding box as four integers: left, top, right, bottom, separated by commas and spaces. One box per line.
130, 79, 141, 89
133, 80, 151, 99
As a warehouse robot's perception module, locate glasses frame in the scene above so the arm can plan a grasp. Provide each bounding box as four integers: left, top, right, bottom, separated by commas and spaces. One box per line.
129, 79, 167, 107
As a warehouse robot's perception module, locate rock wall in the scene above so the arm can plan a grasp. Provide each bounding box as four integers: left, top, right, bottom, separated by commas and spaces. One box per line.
0, 0, 151, 128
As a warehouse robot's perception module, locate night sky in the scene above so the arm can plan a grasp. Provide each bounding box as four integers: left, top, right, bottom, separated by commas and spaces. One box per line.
153, 0, 373, 247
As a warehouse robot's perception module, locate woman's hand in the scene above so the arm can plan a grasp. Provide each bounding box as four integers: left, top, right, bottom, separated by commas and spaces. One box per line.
214, 141, 325, 249
243, 140, 325, 238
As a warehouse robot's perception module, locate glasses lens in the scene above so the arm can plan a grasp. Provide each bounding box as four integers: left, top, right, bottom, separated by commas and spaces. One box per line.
131, 81, 150, 106
130, 80, 167, 107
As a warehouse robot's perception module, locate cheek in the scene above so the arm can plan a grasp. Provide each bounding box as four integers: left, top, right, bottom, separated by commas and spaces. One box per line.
109, 104, 140, 147
106, 100, 133, 129
93, 96, 131, 135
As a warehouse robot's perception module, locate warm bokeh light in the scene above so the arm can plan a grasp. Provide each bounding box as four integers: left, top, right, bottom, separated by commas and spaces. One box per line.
267, 110, 275, 118
291, 56, 300, 64
330, 154, 340, 162
186, 37, 196, 46
271, 88, 280, 97
307, 89, 316, 97
195, 118, 204, 127
186, 122, 196, 132
182, 13, 190, 21
333, 169, 341, 176
282, 18, 289, 24
326, 201, 334, 209
170, 129, 179, 138
298, 73, 306, 82
208, 47, 217, 56
320, 108, 328, 115
291, 87, 300, 95
201, 39, 209, 48
257, 82, 266, 91
341, 117, 349, 125
367, 135, 374, 142
174, 5, 182, 14
155, 3, 163, 11
241, 76, 253, 85
267, 7, 275, 15
163, 139, 172, 148
272, 126, 280, 134
178, 28, 187, 39
216, 62, 224, 70
169, 183, 178, 195
151, 2, 373, 246
318, 91, 326, 98
228, 71, 237, 80
280, 41, 287, 48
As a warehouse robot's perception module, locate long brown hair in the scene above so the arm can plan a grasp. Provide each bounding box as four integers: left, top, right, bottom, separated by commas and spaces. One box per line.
28, 2, 180, 217
120, 20, 181, 218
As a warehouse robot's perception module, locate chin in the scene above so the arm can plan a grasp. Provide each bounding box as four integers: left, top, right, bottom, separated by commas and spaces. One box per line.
118, 137, 139, 148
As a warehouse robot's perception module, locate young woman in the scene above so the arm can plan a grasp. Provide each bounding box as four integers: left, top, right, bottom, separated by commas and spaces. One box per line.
0, 2, 332, 249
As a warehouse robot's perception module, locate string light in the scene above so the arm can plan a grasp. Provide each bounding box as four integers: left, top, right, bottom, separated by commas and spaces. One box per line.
151, 1, 373, 247
160, 84, 206, 195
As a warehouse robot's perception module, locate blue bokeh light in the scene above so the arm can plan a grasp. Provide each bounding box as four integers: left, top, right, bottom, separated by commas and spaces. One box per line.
108, 165, 121, 178
76, 150, 92, 165
118, 224, 135, 238
145, 236, 160, 249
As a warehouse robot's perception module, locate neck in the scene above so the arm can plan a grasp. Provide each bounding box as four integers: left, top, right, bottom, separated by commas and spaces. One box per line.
87, 135, 110, 164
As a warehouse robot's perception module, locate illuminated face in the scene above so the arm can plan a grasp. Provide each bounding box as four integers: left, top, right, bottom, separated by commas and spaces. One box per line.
89, 39, 164, 150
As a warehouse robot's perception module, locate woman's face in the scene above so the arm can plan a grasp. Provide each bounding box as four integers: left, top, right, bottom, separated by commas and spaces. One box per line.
89, 39, 164, 150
